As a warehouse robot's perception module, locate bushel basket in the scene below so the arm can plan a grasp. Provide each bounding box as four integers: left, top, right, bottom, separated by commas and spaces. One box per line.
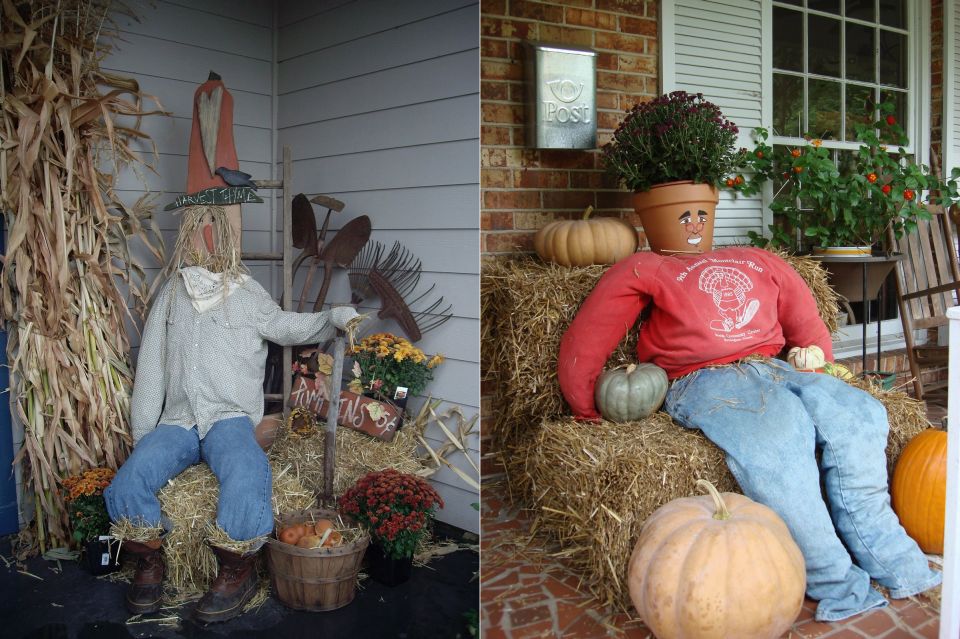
266, 508, 369, 611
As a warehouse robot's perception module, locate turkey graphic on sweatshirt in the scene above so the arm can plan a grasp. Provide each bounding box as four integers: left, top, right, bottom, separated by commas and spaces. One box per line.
698, 266, 760, 333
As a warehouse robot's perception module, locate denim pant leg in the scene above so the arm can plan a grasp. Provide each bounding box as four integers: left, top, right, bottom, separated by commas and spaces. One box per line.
789, 372, 942, 598
104, 424, 201, 528
664, 364, 887, 622
200, 416, 274, 541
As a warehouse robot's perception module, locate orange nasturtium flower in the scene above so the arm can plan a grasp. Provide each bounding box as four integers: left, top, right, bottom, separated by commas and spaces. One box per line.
725, 178, 735, 187
793, 166, 803, 173
790, 148, 801, 158
867, 173, 878, 183
904, 189, 915, 201
812, 139, 823, 147
734, 175, 744, 185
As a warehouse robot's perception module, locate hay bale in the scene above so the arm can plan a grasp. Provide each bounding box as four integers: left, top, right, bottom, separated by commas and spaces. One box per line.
518, 384, 929, 613
142, 418, 432, 600
267, 420, 430, 497
156, 460, 314, 598
480, 252, 839, 447
482, 252, 926, 613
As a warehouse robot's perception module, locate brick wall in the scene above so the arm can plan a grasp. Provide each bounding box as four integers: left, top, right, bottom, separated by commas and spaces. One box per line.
480, 0, 658, 255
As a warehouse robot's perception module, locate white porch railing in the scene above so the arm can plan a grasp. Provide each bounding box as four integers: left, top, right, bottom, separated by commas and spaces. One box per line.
942, 307, 960, 639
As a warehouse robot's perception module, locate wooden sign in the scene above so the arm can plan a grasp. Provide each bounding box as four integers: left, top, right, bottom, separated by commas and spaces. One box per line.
288, 374, 401, 442
164, 186, 263, 211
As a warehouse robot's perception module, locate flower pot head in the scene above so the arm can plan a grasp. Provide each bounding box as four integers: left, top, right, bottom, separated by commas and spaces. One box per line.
603, 91, 741, 194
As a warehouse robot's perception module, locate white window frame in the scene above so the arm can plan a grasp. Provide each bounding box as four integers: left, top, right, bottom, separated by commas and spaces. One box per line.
760, 0, 931, 354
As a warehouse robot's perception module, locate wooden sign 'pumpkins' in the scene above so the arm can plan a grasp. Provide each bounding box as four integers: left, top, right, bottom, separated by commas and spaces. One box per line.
891, 428, 947, 553
628, 480, 806, 639
534, 206, 638, 267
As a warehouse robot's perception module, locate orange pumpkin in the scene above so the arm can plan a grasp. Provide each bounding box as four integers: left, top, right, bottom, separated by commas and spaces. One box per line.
533, 206, 638, 267
628, 480, 806, 639
892, 428, 947, 553
278, 524, 307, 546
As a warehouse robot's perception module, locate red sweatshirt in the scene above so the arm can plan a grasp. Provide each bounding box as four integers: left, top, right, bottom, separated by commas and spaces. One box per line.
558, 247, 833, 420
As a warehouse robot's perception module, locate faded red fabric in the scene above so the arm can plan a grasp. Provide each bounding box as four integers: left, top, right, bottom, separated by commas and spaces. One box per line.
558, 247, 833, 420
187, 79, 238, 192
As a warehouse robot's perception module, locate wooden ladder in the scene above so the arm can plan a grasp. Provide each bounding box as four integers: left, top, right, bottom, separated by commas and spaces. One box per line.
246, 146, 294, 415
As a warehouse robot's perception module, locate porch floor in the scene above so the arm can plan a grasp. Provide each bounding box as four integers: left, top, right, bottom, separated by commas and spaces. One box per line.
0, 530, 478, 639
481, 399, 948, 639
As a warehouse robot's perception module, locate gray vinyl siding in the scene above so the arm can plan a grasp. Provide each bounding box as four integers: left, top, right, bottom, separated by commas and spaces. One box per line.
277, 0, 480, 534
662, 0, 765, 245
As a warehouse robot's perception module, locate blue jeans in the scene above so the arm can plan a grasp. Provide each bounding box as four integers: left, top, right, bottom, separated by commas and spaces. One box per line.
664, 360, 940, 622
105, 416, 273, 541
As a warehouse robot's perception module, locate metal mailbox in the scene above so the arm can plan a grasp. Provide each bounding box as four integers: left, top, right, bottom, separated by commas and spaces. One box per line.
525, 42, 597, 149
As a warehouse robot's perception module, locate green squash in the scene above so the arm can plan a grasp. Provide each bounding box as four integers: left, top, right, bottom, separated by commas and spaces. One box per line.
595, 363, 668, 422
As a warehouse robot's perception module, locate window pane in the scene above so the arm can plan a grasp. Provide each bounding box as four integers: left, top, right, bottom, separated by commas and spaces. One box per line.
773, 7, 804, 71
880, 89, 907, 144
846, 0, 875, 21
809, 15, 841, 77
845, 84, 875, 141
773, 73, 804, 137
809, 79, 842, 139
809, 0, 840, 14
879, 0, 906, 28
879, 30, 906, 88
846, 23, 876, 82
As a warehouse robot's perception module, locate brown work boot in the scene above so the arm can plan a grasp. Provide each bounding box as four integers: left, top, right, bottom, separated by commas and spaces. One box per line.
193, 545, 259, 623
123, 539, 164, 614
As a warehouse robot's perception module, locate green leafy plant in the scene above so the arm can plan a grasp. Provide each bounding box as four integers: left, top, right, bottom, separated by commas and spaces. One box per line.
338, 468, 444, 559
729, 100, 960, 251
603, 91, 742, 192
61, 468, 115, 544
348, 332, 444, 400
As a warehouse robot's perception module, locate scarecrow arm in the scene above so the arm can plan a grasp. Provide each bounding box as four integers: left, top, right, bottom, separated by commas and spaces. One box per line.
130, 280, 173, 444
772, 255, 834, 361
558, 253, 660, 421
250, 280, 358, 345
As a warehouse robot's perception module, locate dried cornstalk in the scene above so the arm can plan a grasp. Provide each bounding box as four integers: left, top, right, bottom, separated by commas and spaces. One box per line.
0, 1, 165, 550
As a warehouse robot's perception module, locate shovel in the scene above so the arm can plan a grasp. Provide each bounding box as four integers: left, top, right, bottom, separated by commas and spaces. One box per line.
295, 195, 344, 312
313, 215, 372, 312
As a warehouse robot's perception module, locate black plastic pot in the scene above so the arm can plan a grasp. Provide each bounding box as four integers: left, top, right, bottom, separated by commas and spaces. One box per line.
84, 537, 120, 575
365, 542, 412, 587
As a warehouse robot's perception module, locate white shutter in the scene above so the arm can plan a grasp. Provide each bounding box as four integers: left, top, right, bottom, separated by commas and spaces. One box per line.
945, 0, 960, 177
661, 0, 766, 245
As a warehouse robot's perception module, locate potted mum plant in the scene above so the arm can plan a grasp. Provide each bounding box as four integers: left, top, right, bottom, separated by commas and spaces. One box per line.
62, 467, 120, 575
730, 99, 959, 255
348, 332, 444, 418
603, 91, 742, 254
338, 468, 444, 586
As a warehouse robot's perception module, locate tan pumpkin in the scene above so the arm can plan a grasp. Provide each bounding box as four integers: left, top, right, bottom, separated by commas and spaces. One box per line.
534, 205, 638, 267
628, 480, 806, 639
892, 428, 947, 553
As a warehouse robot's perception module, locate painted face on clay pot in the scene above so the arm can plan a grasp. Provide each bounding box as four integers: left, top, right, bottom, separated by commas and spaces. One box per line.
678, 210, 708, 246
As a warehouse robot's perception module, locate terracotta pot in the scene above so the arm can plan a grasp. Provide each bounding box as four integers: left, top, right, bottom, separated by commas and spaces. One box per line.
632, 181, 719, 254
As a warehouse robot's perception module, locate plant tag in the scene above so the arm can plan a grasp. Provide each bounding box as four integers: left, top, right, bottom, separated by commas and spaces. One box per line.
100, 552, 110, 566
98, 535, 113, 542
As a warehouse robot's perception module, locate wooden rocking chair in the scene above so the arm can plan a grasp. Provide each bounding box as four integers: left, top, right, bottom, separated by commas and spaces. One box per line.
888, 203, 960, 400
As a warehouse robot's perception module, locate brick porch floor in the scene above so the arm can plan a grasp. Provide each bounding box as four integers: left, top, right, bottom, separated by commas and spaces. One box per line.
480, 400, 948, 639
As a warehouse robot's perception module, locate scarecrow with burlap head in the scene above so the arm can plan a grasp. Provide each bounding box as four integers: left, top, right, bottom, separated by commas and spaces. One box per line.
104, 73, 358, 623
